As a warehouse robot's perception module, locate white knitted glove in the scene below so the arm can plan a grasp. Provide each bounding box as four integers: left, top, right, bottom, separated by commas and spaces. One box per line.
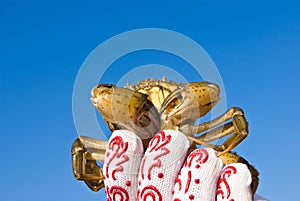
103, 130, 253, 201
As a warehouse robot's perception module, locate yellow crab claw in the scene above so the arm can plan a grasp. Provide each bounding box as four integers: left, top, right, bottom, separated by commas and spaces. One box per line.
91, 84, 161, 139
160, 82, 220, 128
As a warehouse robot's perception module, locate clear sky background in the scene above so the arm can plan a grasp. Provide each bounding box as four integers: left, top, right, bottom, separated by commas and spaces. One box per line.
1, 1, 299, 201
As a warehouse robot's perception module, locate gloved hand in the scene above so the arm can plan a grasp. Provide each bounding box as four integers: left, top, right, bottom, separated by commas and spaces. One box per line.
103, 130, 253, 201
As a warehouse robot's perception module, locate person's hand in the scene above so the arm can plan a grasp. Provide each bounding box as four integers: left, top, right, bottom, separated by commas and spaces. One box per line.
103, 130, 253, 201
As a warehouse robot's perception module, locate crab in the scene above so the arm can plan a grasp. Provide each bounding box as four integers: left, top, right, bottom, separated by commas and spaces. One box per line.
71, 77, 259, 194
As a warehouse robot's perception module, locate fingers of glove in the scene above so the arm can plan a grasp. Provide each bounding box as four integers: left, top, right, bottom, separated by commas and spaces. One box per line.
137, 130, 190, 201
172, 148, 223, 201
103, 130, 144, 200
216, 163, 253, 201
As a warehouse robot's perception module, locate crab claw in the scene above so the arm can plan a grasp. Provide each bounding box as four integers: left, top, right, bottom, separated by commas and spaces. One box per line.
91, 84, 161, 139
160, 82, 220, 128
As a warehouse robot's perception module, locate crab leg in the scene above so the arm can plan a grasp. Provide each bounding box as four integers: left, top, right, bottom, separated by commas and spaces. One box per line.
187, 107, 248, 155
187, 122, 234, 150
78, 136, 108, 162
71, 137, 107, 191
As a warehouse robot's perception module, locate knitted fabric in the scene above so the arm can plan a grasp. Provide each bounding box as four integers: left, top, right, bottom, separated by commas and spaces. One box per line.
136, 130, 190, 201
216, 163, 253, 201
172, 148, 223, 201
103, 130, 144, 200
103, 130, 254, 201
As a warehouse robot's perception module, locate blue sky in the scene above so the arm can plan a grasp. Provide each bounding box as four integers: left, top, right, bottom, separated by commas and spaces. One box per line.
1, 1, 299, 200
